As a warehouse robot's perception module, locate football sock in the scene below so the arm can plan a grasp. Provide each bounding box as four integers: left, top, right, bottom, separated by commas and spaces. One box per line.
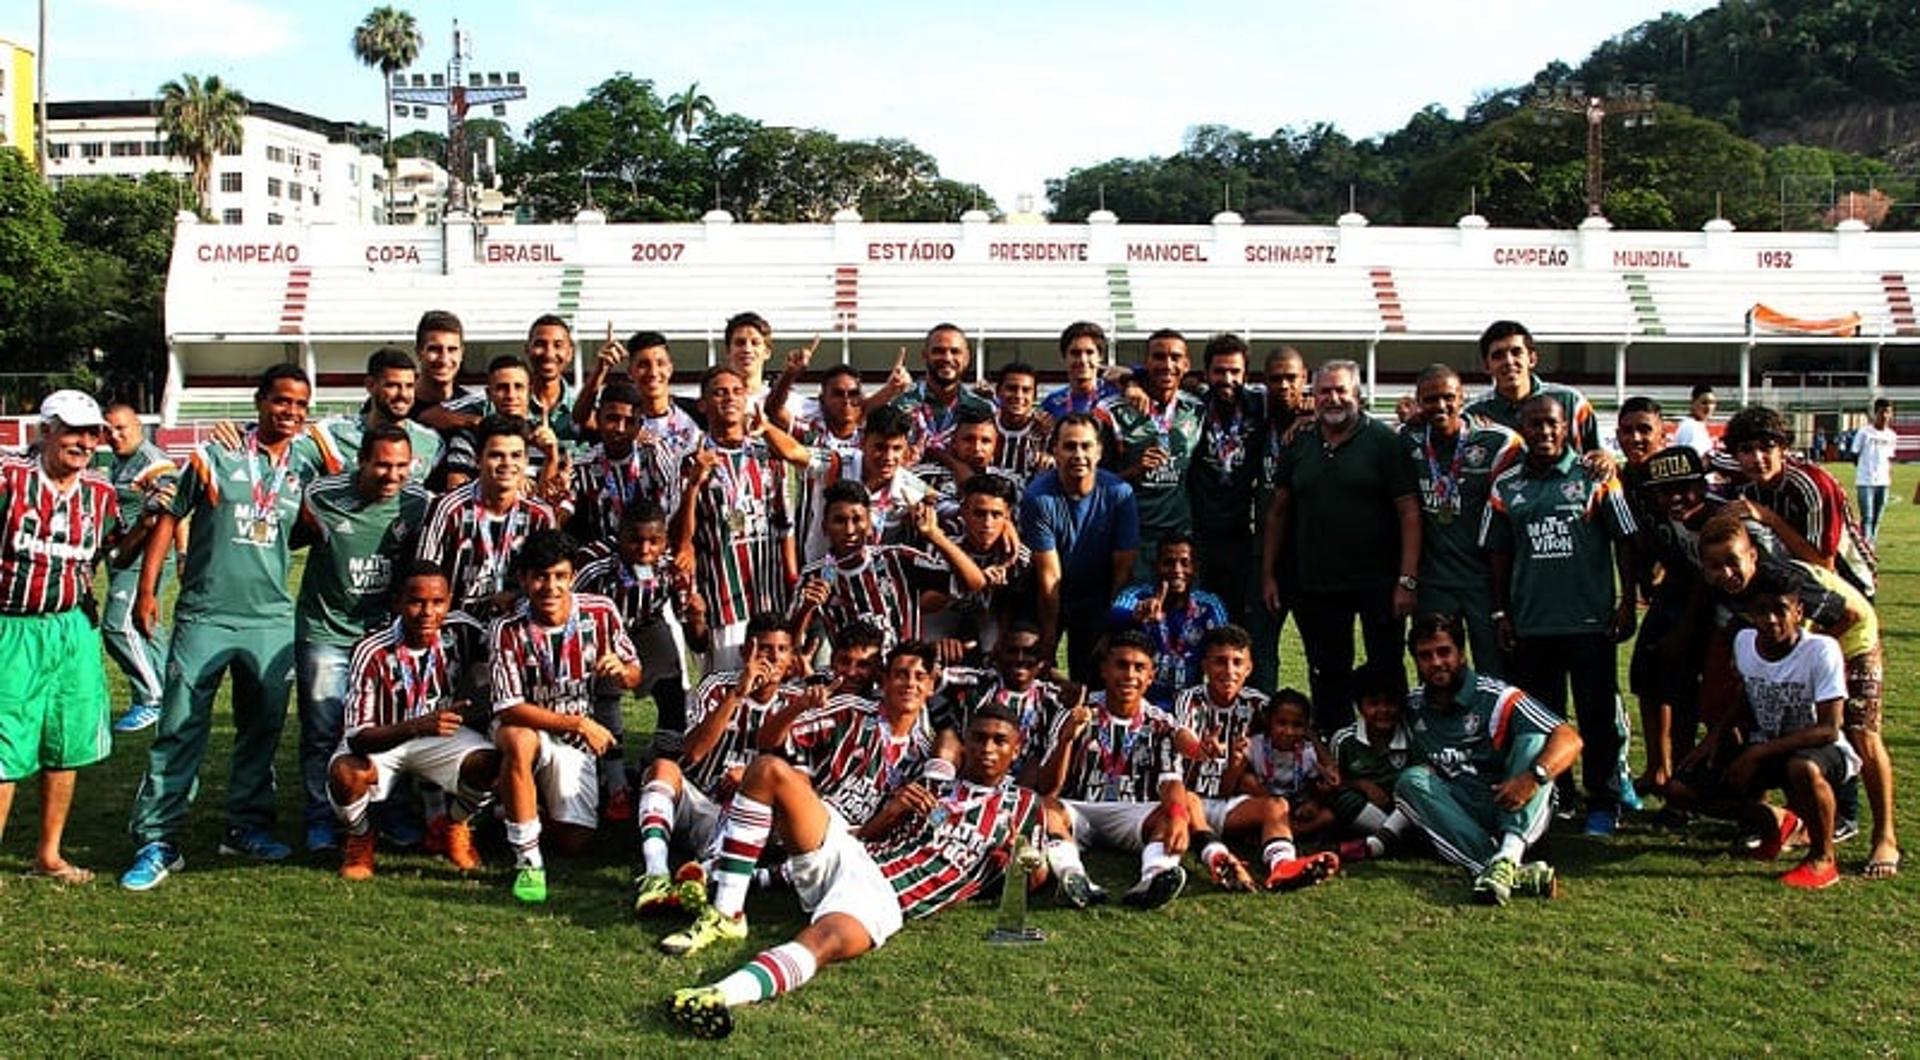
712, 795, 774, 918
506, 820, 543, 869
1496, 832, 1527, 864
335, 793, 372, 837
715, 942, 818, 1007
446, 789, 478, 824
638, 781, 677, 877
1381, 808, 1412, 840
1044, 837, 1086, 878
1352, 804, 1389, 834
1140, 841, 1179, 877
1262, 838, 1298, 869
1364, 835, 1389, 859
1190, 829, 1221, 867
420, 785, 448, 821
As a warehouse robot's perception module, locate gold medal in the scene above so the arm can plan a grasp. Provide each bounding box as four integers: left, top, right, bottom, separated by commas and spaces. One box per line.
1436, 509, 1455, 526
251, 518, 274, 544
727, 508, 748, 534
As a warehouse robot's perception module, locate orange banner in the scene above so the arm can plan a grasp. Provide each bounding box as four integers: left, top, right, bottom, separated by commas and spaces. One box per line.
1750, 304, 1862, 336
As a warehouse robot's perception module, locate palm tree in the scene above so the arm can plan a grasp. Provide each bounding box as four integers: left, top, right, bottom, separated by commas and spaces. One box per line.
665, 82, 716, 143
157, 74, 247, 220
351, 5, 424, 221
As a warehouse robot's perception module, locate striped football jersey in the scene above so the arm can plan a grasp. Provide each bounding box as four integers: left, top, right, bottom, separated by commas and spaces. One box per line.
792, 544, 951, 647
785, 695, 937, 826
681, 438, 791, 628
869, 778, 1042, 920
572, 540, 684, 631
681, 673, 809, 796
415, 483, 557, 617
931, 667, 1070, 778
564, 440, 678, 547
342, 611, 486, 736
1052, 694, 1184, 804
489, 593, 639, 752
0, 458, 121, 616
1172, 684, 1268, 799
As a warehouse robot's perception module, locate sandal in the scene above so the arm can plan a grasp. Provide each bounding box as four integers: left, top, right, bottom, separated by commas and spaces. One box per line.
24, 862, 95, 885
1861, 855, 1901, 880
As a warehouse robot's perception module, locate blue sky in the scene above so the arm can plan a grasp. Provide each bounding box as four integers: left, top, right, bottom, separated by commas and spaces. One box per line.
11, 0, 1710, 209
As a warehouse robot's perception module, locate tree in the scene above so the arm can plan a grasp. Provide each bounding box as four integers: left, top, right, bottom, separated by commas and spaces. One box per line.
51, 173, 185, 403
507, 75, 700, 222
391, 129, 447, 165
1400, 104, 1772, 230
157, 74, 246, 219
0, 148, 79, 409
665, 82, 716, 143
1044, 120, 1401, 225
352, 5, 424, 221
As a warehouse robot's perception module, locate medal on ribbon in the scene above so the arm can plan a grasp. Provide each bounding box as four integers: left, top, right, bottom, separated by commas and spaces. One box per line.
391, 623, 445, 720
1423, 425, 1467, 525
529, 608, 582, 697
246, 431, 290, 545
1209, 403, 1244, 484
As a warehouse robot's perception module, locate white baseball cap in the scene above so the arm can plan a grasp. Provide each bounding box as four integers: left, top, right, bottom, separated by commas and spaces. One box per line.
39, 390, 105, 429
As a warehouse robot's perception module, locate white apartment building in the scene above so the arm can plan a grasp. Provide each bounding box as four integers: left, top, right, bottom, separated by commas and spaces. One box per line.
389, 155, 517, 226
45, 99, 384, 225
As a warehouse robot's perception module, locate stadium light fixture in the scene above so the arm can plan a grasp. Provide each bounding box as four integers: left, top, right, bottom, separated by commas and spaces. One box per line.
389, 17, 529, 217
1528, 79, 1657, 216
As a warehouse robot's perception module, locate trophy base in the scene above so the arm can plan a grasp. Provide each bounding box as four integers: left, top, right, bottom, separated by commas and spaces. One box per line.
985, 926, 1047, 945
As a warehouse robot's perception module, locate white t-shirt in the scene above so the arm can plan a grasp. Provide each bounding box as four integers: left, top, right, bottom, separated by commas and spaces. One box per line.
1853, 424, 1897, 488
1732, 629, 1859, 774
1244, 736, 1326, 800
1671, 416, 1713, 457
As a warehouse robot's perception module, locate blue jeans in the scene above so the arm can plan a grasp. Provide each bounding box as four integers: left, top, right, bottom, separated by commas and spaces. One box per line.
295, 640, 353, 828
1858, 485, 1888, 542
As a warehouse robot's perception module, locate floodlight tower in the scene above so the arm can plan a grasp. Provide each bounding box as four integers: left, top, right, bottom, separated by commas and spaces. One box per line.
1531, 82, 1657, 217
389, 20, 527, 216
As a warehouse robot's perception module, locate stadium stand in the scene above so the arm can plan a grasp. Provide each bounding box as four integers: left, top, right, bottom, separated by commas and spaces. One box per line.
160, 211, 1920, 429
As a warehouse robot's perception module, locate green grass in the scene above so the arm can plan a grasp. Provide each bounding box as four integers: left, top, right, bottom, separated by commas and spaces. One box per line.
4, 467, 1918, 1055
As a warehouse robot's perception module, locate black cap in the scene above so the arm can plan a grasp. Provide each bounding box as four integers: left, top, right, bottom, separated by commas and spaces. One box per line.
1644, 445, 1706, 488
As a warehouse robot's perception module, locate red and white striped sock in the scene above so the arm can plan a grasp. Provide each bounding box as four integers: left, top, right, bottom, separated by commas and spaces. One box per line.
711, 795, 773, 918
715, 942, 819, 1007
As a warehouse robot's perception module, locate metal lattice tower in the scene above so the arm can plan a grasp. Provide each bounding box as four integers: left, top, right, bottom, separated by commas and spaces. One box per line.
389, 19, 527, 213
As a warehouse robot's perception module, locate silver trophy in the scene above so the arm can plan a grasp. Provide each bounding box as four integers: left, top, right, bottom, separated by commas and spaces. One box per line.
986, 831, 1047, 945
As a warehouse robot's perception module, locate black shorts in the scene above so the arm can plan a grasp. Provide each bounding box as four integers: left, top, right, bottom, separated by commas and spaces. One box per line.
1753, 744, 1856, 792
1677, 742, 1855, 801
1627, 599, 1701, 706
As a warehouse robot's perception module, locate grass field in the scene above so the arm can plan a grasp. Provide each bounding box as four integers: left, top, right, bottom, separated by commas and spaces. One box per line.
3, 465, 1917, 1056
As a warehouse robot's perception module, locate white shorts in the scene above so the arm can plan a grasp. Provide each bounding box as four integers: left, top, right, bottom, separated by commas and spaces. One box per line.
528, 730, 600, 828
787, 808, 902, 949
673, 780, 724, 856
704, 620, 749, 674
332, 728, 493, 803
1064, 799, 1156, 853
1202, 795, 1250, 835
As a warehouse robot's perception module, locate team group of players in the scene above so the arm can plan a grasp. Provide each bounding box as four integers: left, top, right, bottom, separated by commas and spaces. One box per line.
0, 308, 1894, 1039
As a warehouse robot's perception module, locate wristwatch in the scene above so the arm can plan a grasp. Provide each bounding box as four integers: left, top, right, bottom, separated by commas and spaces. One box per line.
1530, 762, 1551, 786
1396, 574, 1418, 591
